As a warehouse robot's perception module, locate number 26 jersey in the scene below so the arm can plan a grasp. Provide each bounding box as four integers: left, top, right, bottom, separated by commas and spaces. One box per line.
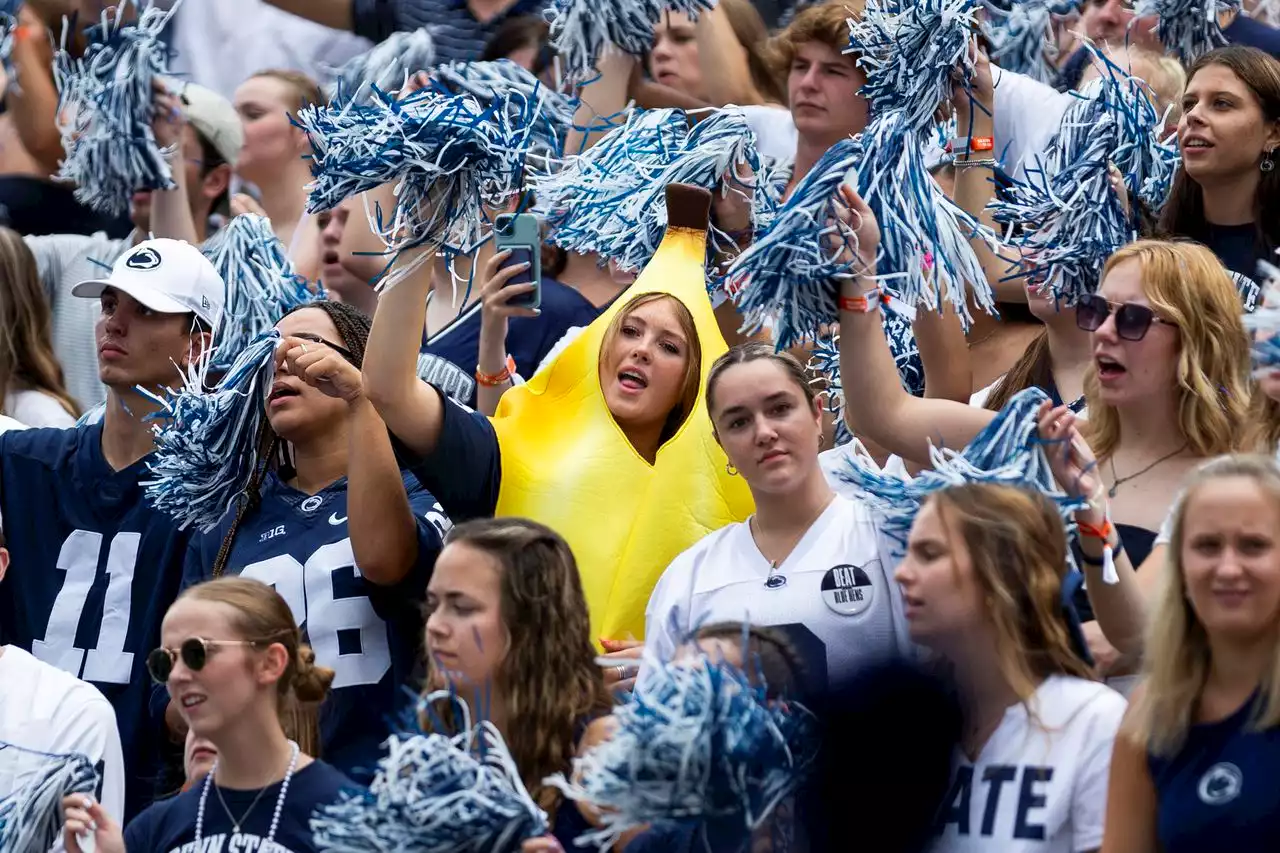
181, 469, 449, 780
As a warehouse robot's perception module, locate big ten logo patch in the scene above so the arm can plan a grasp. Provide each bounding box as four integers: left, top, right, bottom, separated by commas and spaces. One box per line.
821, 564, 875, 616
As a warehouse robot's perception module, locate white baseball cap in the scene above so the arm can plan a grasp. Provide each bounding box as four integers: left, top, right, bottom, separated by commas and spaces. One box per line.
72, 238, 226, 333
157, 76, 244, 168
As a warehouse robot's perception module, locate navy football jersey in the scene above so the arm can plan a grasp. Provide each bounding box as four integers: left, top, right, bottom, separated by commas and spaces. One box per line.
182, 470, 449, 781
417, 276, 600, 407
0, 422, 190, 818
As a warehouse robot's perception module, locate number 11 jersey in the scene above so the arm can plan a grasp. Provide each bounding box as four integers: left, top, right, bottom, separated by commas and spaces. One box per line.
0, 422, 191, 818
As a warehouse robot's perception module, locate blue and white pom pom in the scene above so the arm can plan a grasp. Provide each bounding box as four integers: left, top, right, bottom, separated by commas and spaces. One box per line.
0, 746, 98, 853
327, 28, 437, 108
1133, 0, 1241, 64
54, 0, 179, 217
548, 0, 717, 84
203, 214, 319, 371
846, 0, 981, 135
0, 0, 21, 77
986, 48, 1179, 305
547, 655, 818, 849
432, 60, 575, 156
532, 107, 691, 261
834, 386, 1088, 559
981, 0, 1077, 84
312, 691, 547, 853
295, 86, 540, 283
142, 332, 280, 532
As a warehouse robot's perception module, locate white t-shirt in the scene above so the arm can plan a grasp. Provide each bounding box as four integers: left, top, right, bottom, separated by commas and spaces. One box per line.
644, 494, 911, 691
932, 676, 1126, 853
991, 65, 1074, 181
740, 104, 799, 165
4, 389, 75, 429
0, 646, 125, 851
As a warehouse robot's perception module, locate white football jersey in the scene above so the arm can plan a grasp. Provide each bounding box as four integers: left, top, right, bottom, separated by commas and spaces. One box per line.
644, 495, 911, 693
932, 676, 1126, 853
0, 645, 125, 851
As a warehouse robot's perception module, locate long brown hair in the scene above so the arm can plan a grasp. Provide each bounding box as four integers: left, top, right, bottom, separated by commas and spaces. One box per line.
0, 228, 79, 418
926, 484, 1094, 701
178, 577, 335, 756
720, 0, 787, 105
420, 518, 613, 819
983, 330, 1053, 412
1157, 46, 1280, 260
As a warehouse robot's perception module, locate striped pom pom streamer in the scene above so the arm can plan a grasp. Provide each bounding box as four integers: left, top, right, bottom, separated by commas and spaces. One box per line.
311, 691, 547, 853
431, 59, 575, 160
203, 214, 320, 371
327, 28, 437, 108
548, 0, 717, 84
548, 655, 818, 850
986, 47, 1179, 305
54, 0, 178, 217
294, 86, 541, 285
1244, 257, 1280, 372
981, 0, 1077, 84
1133, 0, 1240, 64
0, 745, 98, 853
141, 332, 280, 532
833, 386, 1088, 561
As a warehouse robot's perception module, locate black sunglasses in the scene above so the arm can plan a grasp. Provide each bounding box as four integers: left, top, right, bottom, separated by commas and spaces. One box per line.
1075, 294, 1172, 342
147, 637, 264, 683
292, 332, 358, 365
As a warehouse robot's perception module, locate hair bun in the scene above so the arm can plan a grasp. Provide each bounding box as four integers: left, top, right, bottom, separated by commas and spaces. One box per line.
292, 643, 335, 703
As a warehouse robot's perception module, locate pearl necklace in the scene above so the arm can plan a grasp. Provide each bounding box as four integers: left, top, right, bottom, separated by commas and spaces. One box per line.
195, 740, 300, 845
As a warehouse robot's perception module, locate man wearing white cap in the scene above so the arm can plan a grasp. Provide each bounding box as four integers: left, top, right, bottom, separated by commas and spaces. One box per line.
24, 80, 242, 414
0, 238, 224, 819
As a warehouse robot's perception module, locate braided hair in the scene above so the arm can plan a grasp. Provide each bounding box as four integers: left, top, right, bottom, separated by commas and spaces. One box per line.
210, 300, 373, 578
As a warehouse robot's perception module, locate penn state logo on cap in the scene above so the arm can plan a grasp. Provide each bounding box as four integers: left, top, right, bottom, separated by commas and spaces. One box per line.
125, 246, 162, 271
1197, 762, 1243, 806
821, 563, 875, 616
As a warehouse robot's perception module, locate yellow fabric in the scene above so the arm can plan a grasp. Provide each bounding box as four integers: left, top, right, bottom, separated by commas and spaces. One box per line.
491, 226, 755, 643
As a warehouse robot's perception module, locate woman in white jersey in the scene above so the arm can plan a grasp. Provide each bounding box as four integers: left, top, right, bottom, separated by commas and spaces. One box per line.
898, 482, 1126, 853
644, 342, 911, 694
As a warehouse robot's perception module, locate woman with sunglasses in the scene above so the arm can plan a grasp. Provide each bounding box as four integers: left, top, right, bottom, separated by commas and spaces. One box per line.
63, 577, 351, 853
835, 190, 1250, 650
173, 300, 449, 782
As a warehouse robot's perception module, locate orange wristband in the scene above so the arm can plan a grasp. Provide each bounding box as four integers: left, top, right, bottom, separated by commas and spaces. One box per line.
839, 289, 887, 314
476, 354, 516, 387
1077, 518, 1114, 542
969, 136, 994, 152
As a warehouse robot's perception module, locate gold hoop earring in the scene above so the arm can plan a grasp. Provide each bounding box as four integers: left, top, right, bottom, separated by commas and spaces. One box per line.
726, 463, 739, 476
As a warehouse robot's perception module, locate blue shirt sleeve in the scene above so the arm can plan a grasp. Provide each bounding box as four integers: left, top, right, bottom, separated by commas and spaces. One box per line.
1225, 16, 1280, 58
350, 0, 400, 43
405, 385, 502, 522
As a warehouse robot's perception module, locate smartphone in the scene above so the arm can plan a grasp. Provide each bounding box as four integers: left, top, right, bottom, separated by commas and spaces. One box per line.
493, 212, 542, 310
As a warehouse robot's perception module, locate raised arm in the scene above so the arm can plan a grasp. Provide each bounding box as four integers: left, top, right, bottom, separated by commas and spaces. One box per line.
693, 6, 762, 107
147, 83, 200, 243
357, 185, 446, 457
835, 186, 994, 463
567, 49, 636, 154
7, 9, 64, 175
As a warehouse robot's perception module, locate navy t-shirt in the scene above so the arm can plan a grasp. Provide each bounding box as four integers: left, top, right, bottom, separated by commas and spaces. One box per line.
1149, 694, 1280, 852
123, 759, 353, 853
1203, 223, 1266, 282
406, 386, 504, 524
181, 471, 449, 782
0, 422, 189, 818
1224, 15, 1280, 58
416, 277, 599, 408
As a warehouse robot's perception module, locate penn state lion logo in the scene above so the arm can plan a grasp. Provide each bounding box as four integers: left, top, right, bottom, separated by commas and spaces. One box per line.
125, 247, 162, 270
1197, 762, 1243, 806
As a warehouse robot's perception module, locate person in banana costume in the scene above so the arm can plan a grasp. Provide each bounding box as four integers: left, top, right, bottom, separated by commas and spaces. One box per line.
362, 183, 755, 646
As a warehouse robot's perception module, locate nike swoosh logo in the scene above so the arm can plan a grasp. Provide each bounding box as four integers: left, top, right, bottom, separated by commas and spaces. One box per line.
328, 513, 347, 526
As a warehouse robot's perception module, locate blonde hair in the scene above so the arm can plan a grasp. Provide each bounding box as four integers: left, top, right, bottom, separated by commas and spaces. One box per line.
926, 484, 1094, 702
1128, 454, 1280, 755
0, 228, 78, 418
179, 577, 334, 757
1083, 240, 1252, 461
249, 69, 325, 114
600, 292, 702, 444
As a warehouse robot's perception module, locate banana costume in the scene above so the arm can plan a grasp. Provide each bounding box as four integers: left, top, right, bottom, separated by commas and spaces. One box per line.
491, 185, 755, 641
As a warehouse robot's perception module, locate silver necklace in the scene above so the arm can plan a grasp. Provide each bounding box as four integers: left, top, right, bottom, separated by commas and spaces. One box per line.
196, 740, 299, 842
